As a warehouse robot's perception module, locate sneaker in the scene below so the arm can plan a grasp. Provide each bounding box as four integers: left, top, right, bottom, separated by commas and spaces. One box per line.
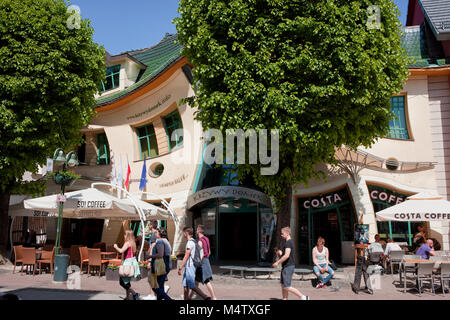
133, 293, 140, 300
322, 284, 327, 289
301, 295, 310, 300
142, 294, 157, 300
164, 285, 170, 293
316, 283, 323, 289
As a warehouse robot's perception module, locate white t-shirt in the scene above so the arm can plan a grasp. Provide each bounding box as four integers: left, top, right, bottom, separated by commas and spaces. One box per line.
368, 242, 384, 254
384, 242, 402, 256
185, 239, 196, 268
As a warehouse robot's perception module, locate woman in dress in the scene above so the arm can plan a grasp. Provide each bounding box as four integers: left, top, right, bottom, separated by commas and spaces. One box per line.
114, 230, 141, 300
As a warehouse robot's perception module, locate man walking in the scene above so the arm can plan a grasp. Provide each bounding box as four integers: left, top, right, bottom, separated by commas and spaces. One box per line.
189, 225, 217, 300
272, 227, 309, 300
178, 227, 210, 300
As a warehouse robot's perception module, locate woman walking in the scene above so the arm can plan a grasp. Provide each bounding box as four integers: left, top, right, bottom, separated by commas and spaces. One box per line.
312, 237, 335, 288
114, 230, 141, 300
147, 228, 172, 300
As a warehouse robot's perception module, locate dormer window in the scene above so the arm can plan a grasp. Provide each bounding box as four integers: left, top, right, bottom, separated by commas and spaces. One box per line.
101, 65, 120, 93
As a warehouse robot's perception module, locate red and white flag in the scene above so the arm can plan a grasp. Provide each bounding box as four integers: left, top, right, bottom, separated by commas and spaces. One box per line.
124, 156, 131, 189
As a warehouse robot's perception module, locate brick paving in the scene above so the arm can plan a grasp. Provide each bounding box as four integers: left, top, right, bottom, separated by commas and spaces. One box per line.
0, 264, 449, 300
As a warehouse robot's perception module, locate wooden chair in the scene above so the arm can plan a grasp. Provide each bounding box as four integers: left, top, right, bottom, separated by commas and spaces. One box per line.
37, 247, 55, 274
87, 248, 109, 277
13, 245, 23, 274
69, 245, 82, 265
79, 246, 89, 273
21, 248, 36, 276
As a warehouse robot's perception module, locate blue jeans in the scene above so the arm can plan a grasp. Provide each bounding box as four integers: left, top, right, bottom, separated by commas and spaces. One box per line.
313, 264, 334, 285
152, 273, 172, 300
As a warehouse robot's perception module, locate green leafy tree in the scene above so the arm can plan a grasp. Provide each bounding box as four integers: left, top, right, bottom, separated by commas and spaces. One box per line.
0, 0, 105, 257
175, 0, 409, 259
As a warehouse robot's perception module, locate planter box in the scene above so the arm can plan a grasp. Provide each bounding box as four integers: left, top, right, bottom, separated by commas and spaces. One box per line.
106, 268, 120, 281
171, 259, 178, 270
139, 266, 148, 279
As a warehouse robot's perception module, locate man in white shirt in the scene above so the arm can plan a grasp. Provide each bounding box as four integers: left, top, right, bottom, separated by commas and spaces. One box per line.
384, 238, 402, 256
368, 234, 384, 254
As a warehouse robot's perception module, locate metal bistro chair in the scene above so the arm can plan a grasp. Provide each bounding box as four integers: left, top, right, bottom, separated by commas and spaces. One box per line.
439, 262, 450, 296
20, 248, 37, 276
87, 248, 109, 277
416, 262, 435, 296
401, 255, 420, 291
389, 251, 404, 275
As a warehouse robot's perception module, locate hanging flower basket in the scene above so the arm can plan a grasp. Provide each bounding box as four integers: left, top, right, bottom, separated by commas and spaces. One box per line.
48, 171, 80, 186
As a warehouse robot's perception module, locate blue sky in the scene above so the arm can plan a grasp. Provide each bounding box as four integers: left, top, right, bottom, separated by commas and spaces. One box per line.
71, 0, 409, 55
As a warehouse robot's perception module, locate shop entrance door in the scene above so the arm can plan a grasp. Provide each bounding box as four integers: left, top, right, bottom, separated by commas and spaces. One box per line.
219, 211, 257, 262
312, 210, 341, 263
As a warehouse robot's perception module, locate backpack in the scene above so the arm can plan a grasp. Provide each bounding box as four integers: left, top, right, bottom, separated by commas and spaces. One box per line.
189, 238, 203, 268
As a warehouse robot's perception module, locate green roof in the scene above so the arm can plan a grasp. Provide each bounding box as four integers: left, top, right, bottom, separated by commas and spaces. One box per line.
96, 34, 183, 107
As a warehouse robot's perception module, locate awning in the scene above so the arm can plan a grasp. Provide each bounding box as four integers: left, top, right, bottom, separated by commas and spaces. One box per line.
375, 191, 450, 222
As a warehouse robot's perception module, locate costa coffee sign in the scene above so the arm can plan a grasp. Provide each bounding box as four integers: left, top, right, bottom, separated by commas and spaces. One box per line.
299, 189, 349, 210
368, 185, 407, 205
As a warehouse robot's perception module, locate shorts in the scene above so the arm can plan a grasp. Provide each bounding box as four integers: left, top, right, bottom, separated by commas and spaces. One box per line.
195, 265, 212, 284
280, 265, 295, 288
182, 265, 196, 289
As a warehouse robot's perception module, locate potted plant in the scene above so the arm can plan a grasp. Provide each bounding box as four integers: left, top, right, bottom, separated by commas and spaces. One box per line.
106, 264, 120, 281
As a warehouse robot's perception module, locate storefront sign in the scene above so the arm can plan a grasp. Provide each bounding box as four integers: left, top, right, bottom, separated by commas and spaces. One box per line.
33, 210, 57, 217
187, 186, 271, 209
76, 201, 108, 209
300, 193, 344, 210
159, 174, 188, 188
369, 188, 405, 205
126, 94, 172, 121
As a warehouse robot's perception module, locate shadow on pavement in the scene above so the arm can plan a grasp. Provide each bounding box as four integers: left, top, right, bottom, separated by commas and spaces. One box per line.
5, 287, 110, 300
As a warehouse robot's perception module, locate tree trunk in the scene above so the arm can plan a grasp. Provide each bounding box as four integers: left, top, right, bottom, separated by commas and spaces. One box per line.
267, 184, 293, 263
0, 191, 11, 262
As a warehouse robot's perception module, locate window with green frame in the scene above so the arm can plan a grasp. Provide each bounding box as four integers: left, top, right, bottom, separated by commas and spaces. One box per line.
101, 65, 120, 92
388, 96, 410, 140
163, 110, 183, 150
137, 123, 159, 159
97, 133, 110, 165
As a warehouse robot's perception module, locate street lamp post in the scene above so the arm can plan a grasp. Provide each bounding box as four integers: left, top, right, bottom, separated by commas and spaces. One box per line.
52, 148, 79, 261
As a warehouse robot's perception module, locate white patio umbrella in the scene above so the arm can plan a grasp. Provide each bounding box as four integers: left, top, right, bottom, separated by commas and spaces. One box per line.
375, 191, 450, 222
23, 188, 141, 220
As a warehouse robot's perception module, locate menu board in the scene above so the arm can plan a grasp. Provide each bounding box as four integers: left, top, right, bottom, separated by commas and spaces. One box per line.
354, 224, 369, 244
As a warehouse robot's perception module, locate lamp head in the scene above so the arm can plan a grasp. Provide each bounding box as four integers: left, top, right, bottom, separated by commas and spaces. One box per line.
54, 149, 66, 166
67, 152, 79, 167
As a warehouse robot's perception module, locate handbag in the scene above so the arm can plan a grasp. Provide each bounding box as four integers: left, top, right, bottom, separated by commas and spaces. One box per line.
154, 258, 166, 276
329, 260, 338, 271
119, 264, 134, 277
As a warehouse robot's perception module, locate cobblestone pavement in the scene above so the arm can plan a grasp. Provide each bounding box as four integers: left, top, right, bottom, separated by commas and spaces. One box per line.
0, 264, 449, 300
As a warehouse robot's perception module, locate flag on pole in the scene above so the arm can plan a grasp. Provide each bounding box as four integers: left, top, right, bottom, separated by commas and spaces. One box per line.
139, 158, 147, 191
118, 155, 123, 189
125, 155, 131, 189
110, 159, 117, 187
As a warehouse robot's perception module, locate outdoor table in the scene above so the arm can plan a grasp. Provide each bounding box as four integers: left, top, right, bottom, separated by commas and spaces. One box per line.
101, 252, 117, 259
